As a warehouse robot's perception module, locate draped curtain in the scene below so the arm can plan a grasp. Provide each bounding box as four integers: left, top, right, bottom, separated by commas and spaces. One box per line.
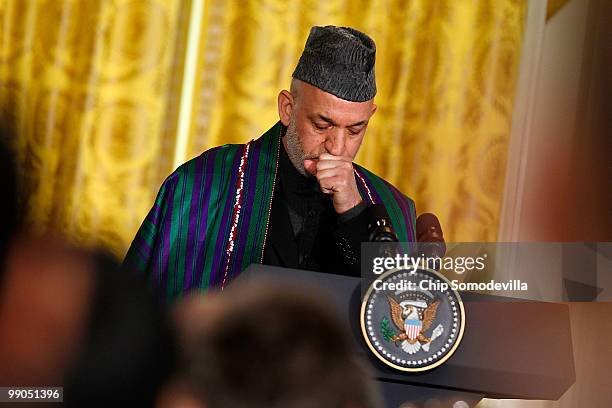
0, 0, 188, 254
0, 0, 526, 256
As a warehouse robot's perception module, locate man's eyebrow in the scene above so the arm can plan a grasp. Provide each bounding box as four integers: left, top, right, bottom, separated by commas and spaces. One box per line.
313, 114, 368, 128
313, 114, 337, 126
348, 120, 368, 128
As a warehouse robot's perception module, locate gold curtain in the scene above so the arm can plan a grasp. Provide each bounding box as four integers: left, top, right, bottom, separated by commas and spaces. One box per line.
0, 0, 526, 256
0, 0, 188, 255
188, 0, 527, 242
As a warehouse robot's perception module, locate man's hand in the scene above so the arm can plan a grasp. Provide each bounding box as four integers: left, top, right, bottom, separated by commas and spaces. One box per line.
311, 153, 363, 214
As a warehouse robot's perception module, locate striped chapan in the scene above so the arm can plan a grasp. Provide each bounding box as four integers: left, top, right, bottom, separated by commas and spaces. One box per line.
124, 122, 417, 301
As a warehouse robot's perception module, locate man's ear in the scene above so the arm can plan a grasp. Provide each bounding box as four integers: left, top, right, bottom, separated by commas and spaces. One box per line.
370, 103, 377, 116
278, 90, 294, 126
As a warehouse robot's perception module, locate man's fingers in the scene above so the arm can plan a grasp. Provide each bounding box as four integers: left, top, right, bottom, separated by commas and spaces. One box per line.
315, 168, 340, 180
316, 159, 353, 171
318, 175, 345, 193
316, 169, 353, 186
318, 153, 352, 162
316, 154, 354, 174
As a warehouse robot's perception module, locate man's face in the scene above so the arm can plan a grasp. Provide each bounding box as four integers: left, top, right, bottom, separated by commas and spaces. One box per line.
281, 81, 376, 177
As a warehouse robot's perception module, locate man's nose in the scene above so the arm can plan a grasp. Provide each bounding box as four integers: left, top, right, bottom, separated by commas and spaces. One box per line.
325, 129, 346, 156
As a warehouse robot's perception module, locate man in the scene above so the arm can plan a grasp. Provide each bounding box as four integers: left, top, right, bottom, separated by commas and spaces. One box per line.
158, 283, 382, 408
125, 26, 417, 300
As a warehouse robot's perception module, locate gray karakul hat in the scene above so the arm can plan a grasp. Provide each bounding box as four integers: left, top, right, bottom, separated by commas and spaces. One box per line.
292, 25, 377, 102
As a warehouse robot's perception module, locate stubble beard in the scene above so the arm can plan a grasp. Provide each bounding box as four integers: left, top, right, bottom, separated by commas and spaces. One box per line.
284, 117, 316, 178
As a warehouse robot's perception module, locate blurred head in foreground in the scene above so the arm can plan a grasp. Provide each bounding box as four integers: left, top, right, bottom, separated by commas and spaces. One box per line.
0, 125, 19, 287
0, 238, 176, 406
165, 283, 381, 408
63, 248, 177, 407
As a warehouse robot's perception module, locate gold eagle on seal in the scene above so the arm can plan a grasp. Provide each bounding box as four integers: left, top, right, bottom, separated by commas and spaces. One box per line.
387, 295, 444, 354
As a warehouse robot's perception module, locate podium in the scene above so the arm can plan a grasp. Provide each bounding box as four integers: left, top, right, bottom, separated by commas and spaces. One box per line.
237, 264, 575, 408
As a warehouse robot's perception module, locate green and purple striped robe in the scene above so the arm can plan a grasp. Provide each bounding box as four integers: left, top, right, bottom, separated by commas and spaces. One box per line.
124, 122, 417, 300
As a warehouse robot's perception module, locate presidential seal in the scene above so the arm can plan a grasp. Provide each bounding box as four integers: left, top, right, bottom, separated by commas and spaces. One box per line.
360, 268, 465, 372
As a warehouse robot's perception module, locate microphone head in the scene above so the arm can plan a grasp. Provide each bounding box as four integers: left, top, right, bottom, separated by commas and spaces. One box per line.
416, 213, 444, 242
368, 204, 398, 242
369, 203, 390, 222
416, 213, 446, 258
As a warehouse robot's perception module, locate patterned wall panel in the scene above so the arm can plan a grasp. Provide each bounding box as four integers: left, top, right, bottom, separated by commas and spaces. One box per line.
0, 0, 188, 255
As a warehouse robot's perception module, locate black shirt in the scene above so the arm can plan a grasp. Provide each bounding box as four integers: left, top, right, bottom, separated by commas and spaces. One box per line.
262, 139, 372, 276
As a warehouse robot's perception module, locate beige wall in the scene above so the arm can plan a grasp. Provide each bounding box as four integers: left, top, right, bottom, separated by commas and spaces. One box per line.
488, 0, 612, 407
501, 0, 611, 242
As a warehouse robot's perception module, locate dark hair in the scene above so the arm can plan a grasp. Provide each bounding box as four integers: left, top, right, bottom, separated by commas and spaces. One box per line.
184, 286, 381, 408
63, 251, 177, 407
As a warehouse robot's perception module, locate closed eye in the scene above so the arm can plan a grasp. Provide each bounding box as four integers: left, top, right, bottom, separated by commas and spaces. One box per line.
313, 122, 331, 131
348, 126, 365, 135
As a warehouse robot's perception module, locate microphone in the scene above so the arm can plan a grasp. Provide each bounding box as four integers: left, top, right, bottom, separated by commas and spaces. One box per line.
416, 213, 446, 258
368, 204, 398, 242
